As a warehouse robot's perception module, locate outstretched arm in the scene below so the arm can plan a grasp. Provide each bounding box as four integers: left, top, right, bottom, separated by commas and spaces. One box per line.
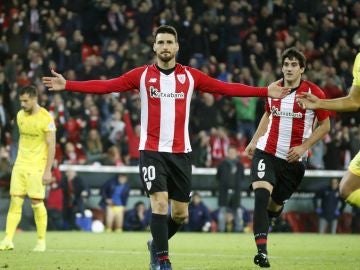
192, 68, 290, 98
297, 86, 360, 111
43, 67, 142, 94
297, 52, 360, 111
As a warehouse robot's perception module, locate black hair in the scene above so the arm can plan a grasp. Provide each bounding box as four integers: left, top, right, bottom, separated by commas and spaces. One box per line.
153, 25, 178, 42
281, 47, 306, 69
19, 85, 38, 97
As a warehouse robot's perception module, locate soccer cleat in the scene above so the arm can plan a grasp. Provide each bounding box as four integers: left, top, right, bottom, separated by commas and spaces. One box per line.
0, 238, 14, 251
33, 239, 46, 252
254, 252, 270, 268
159, 259, 172, 270
147, 240, 160, 270
353, 52, 360, 86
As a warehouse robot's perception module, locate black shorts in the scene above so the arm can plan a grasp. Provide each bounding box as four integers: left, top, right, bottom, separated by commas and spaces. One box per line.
250, 149, 305, 205
139, 150, 192, 203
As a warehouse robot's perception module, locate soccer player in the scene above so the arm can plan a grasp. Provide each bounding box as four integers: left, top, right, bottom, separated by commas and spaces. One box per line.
0, 85, 56, 252
245, 47, 330, 267
297, 52, 360, 208
42, 25, 289, 270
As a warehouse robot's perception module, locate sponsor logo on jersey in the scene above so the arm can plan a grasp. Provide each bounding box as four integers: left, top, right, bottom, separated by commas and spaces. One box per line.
270, 106, 303, 118
149, 78, 157, 83
149, 86, 185, 99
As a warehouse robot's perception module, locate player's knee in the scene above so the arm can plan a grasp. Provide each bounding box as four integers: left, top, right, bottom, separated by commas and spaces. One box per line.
152, 200, 169, 214
9, 196, 24, 213
171, 213, 187, 224
268, 206, 284, 218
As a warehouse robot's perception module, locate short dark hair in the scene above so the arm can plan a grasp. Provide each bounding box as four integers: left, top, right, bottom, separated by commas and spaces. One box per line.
19, 85, 38, 97
153, 25, 178, 42
281, 47, 306, 69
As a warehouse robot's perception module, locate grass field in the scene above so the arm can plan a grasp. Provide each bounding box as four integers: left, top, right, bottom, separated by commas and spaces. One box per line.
0, 232, 359, 270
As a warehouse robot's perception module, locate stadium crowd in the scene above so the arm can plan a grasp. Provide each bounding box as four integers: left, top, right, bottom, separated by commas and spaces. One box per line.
0, 0, 360, 231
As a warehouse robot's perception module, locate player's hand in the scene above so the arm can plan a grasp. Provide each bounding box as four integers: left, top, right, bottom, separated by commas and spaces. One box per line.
268, 79, 290, 99
296, 92, 320, 110
42, 170, 53, 185
42, 69, 66, 91
245, 142, 257, 159
287, 145, 306, 163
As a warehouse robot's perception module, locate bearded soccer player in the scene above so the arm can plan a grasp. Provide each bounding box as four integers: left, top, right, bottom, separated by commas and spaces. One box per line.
42, 25, 289, 270
0, 85, 56, 252
297, 52, 360, 209
245, 47, 330, 267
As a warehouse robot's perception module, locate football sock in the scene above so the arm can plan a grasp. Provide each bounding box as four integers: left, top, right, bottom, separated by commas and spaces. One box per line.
151, 213, 169, 260
5, 196, 24, 240
168, 216, 182, 239
346, 189, 360, 208
32, 202, 47, 240
253, 188, 270, 254
353, 52, 360, 86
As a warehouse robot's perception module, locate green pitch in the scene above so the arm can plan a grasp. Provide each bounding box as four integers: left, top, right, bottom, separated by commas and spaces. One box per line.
0, 232, 359, 270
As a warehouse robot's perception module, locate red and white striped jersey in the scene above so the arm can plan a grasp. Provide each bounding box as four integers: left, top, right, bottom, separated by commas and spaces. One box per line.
256, 80, 329, 160
66, 64, 269, 153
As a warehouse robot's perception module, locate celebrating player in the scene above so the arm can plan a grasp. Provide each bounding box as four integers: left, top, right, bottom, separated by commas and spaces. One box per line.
0, 85, 56, 252
42, 25, 289, 270
297, 52, 360, 208
245, 47, 330, 267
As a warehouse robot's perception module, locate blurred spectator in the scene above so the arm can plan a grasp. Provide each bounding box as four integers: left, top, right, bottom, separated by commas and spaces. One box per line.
124, 200, 151, 231
123, 110, 140, 165
308, 139, 325, 169
216, 145, 245, 232
191, 92, 222, 133
103, 145, 124, 166
210, 127, 229, 167
100, 174, 130, 232
63, 141, 87, 165
63, 170, 90, 230
313, 178, 346, 234
85, 129, 105, 164
0, 146, 11, 186
191, 130, 212, 168
46, 165, 64, 230
184, 192, 211, 232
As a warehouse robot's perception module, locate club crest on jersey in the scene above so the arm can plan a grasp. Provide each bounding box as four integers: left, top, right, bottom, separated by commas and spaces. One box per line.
270, 106, 303, 118
149, 86, 185, 99
177, 74, 186, 84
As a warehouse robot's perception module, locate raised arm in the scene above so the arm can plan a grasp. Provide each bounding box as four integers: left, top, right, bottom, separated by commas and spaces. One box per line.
191, 68, 290, 98
42, 67, 143, 94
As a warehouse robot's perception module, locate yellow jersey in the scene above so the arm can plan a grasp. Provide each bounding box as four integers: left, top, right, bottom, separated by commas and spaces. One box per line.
15, 107, 56, 168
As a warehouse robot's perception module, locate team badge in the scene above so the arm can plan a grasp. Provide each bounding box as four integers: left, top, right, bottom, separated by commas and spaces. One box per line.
177, 74, 185, 84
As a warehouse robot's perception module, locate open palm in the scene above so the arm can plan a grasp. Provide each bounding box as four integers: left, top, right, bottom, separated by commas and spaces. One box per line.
42, 70, 66, 91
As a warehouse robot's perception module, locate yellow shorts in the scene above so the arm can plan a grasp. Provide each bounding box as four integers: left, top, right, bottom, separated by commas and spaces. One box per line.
108, 206, 125, 214
10, 165, 46, 199
349, 151, 360, 177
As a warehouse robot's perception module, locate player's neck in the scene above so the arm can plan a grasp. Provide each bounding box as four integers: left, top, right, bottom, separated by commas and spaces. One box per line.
157, 59, 176, 70
29, 104, 40, 115
284, 77, 301, 88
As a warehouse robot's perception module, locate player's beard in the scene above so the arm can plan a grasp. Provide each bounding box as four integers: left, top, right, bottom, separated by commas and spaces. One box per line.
158, 51, 174, 63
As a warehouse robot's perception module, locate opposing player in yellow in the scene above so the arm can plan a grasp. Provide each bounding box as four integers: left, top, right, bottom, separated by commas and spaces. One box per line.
0, 85, 56, 252
297, 53, 360, 207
